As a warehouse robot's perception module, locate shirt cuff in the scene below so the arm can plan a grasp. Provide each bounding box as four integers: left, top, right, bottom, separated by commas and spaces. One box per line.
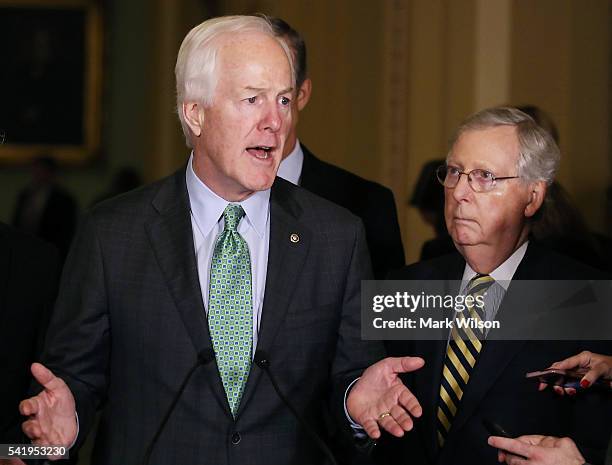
68, 411, 79, 449
343, 377, 367, 438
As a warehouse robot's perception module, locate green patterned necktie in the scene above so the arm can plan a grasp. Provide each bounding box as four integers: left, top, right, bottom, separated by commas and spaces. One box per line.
208, 204, 253, 417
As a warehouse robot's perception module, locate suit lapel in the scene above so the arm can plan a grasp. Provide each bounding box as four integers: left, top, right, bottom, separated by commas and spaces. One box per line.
297, 145, 315, 188
237, 178, 312, 416
145, 173, 315, 418
145, 170, 229, 413
448, 341, 526, 438
402, 250, 535, 458
411, 254, 464, 460
445, 244, 540, 439
298, 145, 327, 193
415, 337, 447, 460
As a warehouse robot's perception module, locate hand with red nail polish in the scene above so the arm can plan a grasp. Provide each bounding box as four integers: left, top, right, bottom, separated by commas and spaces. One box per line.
579, 379, 590, 389
546, 351, 612, 395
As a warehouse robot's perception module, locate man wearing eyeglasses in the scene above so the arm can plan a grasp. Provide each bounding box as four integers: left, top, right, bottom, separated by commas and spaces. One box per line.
367, 107, 611, 465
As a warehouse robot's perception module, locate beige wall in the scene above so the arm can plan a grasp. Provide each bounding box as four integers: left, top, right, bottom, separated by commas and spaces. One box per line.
2, 0, 609, 267
511, 0, 611, 232
401, 0, 477, 262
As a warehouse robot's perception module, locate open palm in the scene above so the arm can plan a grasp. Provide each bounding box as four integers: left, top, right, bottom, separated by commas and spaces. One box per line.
19, 363, 77, 458
347, 356, 424, 439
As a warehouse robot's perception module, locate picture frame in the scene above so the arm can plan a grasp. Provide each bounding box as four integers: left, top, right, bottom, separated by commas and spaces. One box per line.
0, 0, 103, 165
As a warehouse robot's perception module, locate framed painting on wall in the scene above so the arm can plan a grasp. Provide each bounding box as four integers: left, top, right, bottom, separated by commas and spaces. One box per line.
0, 0, 103, 165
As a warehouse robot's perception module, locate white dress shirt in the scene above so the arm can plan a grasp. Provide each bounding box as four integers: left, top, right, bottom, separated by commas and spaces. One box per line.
461, 241, 528, 288
186, 154, 270, 350
458, 241, 529, 328
277, 139, 304, 186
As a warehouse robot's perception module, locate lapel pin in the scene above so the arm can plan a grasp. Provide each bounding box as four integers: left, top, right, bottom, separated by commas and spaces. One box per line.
290, 233, 300, 243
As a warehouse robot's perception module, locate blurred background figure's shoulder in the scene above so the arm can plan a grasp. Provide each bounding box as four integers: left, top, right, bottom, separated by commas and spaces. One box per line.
11, 156, 78, 263
300, 145, 405, 279
0, 220, 60, 272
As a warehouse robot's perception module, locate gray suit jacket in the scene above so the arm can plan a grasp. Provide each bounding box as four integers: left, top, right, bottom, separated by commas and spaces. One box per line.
40, 169, 384, 465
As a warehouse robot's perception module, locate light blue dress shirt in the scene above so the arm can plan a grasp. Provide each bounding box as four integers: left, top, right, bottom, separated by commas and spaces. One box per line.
186, 154, 271, 350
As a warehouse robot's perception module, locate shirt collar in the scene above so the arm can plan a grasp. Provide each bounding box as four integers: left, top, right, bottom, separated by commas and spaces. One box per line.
185, 153, 270, 239
461, 241, 529, 290
277, 139, 304, 186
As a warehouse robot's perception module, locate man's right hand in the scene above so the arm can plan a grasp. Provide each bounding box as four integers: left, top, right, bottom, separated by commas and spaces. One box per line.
19, 363, 77, 453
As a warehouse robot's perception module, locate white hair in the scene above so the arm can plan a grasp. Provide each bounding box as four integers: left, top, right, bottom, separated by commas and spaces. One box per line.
449, 106, 560, 185
175, 15, 295, 147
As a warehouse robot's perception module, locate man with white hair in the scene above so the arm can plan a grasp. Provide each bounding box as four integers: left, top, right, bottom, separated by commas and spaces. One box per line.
377, 107, 611, 465
16, 15, 424, 465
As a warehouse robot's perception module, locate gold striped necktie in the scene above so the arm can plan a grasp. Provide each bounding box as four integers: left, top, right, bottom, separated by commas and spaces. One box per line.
437, 274, 495, 446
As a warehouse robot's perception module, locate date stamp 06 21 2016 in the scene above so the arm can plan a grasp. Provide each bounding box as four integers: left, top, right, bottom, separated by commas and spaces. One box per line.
0, 444, 68, 459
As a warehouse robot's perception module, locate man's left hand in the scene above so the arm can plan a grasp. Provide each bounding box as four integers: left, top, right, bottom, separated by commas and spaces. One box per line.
488, 435, 586, 465
346, 356, 424, 439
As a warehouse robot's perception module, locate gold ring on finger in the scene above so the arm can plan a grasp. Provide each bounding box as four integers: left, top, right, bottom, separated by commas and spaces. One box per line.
378, 412, 391, 420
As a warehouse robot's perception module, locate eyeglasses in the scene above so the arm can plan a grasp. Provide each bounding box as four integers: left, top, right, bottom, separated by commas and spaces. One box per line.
436, 165, 520, 192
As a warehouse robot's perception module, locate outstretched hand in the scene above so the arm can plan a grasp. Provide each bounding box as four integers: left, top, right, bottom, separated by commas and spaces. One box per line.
19, 363, 77, 459
346, 356, 425, 439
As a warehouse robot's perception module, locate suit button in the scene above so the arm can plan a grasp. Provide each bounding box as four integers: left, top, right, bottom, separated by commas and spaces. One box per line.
231, 432, 241, 445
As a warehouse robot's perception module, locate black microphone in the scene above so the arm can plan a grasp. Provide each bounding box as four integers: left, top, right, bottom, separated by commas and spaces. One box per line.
254, 350, 338, 465
142, 348, 215, 465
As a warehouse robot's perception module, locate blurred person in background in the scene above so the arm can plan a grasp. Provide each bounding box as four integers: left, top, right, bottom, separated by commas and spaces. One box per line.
91, 166, 142, 206
12, 155, 78, 261
516, 105, 612, 272
410, 159, 455, 261
270, 16, 405, 278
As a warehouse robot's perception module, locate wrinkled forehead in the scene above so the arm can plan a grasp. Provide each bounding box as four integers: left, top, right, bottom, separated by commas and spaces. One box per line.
216, 31, 293, 81
448, 126, 520, 171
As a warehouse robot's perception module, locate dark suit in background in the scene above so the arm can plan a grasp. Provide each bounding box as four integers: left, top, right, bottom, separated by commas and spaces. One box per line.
39, 170, 384, 464
378, 243, 611, 465
0, 222, 60, 442
300, 146, 405, 278
13, 185, 78, 261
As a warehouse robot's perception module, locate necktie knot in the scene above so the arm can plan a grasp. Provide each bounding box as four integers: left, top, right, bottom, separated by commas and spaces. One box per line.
223, 204, 245, 232
467, 274, 495, 295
